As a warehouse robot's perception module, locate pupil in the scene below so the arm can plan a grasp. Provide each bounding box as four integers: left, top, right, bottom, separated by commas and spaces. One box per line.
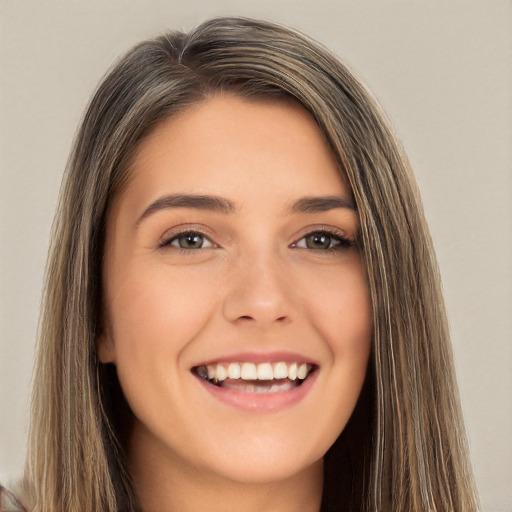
307, 233, 331, 249
180, 234, 203, 249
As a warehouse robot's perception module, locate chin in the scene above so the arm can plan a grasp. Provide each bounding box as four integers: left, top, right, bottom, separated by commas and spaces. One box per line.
205, 453, 323, 485
188, 430, 328, 485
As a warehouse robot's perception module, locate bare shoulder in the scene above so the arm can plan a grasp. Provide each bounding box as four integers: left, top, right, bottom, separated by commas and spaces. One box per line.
0, 485, 28, 512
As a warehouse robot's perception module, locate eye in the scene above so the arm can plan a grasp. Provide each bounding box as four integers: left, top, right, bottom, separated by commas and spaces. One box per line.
161, 231, 214, 250
293, 230, 353, 251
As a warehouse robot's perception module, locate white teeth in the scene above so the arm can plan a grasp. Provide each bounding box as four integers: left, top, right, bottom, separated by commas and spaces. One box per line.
241, 362, 257, 380
216, 364, 227, 381
199, 361, 313, 383
288, 363, 298, 381
297, 363, 309, 380
273, 362, 288, 379
222, 380, 295, 393
228, 362, 241, 379
257, 363, 273, 380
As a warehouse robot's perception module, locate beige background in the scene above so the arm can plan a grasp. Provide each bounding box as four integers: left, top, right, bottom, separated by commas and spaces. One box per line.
1, 1, 510, 510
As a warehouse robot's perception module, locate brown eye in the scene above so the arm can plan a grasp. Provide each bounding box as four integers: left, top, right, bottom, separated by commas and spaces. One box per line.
305, 233, 332, 250
177, 233, 205, 249
293, 230, 353, 251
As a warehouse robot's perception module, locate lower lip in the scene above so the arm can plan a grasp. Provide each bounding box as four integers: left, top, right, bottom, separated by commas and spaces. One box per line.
195, 371, 318, 411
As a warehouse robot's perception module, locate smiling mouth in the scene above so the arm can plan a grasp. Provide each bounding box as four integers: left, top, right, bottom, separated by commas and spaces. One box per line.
193, 361, 315, 393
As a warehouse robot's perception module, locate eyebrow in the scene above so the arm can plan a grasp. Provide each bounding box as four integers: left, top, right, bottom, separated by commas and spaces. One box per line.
136, 193, 355, 226
289, 195, 356, 213
136, 194, 236, 225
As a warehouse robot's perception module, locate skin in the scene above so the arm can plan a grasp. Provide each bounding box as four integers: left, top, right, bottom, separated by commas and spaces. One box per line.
98, 95, 371, 512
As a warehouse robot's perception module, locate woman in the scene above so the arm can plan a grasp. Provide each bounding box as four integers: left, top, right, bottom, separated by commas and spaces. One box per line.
1, 17, 480, 512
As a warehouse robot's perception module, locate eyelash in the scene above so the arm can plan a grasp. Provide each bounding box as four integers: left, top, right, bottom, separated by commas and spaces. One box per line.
291, 230, 354, 252
159, 228, 354, 253
159, 229, 214, 252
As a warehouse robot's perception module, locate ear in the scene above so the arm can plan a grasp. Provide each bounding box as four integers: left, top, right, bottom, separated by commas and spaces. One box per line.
96, 330, 116, 364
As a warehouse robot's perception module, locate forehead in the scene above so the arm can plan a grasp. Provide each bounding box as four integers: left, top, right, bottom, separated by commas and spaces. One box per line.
120, 94, 349, 213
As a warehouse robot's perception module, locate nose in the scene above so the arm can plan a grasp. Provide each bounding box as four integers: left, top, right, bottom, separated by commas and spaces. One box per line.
222, 254, 294, 326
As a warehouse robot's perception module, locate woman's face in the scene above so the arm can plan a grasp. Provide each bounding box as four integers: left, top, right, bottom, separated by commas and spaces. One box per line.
98, 95, 371, 484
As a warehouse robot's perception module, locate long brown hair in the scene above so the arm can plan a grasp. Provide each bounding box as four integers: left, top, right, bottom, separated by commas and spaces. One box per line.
25, 17, 480, 511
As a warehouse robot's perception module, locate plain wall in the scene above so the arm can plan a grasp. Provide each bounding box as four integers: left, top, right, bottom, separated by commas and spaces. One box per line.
1, 2, 510, 511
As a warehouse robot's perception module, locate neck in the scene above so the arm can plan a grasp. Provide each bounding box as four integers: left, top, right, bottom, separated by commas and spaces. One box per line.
128, 427, 324, 512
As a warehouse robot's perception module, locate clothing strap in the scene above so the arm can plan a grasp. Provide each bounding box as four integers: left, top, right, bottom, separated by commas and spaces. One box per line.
0, 485, 28, 512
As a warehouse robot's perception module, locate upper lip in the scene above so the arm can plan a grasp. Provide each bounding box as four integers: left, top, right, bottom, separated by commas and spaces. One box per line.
192, 351, 319, 368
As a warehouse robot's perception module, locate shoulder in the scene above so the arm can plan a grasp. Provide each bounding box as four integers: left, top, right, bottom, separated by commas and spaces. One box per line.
0, 485, 28, 512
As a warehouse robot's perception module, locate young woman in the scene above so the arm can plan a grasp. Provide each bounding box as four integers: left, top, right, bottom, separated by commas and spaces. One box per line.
0, 17, 480, 512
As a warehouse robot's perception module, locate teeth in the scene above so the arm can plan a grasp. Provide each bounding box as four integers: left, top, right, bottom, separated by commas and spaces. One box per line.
228, 362, 241, 379
216, 364, 227, 381
297, 363, 309, 379
222, 379, 295, 393
241, 363, 257, 380
197, 366, 208, 379
273, 362, 288, 379
198, 361, 313, 383
257, 363, 273, 380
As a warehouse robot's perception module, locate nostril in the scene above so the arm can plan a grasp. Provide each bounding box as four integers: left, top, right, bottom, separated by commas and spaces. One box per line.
236, 315, 289, 323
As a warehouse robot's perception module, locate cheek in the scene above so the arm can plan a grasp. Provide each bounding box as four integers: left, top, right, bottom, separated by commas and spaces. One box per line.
292, 261, 371, 452
105, 262, 221, 365
307, 261, 371, 358
335, 282, 371, 356
103, 263, 224, 432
